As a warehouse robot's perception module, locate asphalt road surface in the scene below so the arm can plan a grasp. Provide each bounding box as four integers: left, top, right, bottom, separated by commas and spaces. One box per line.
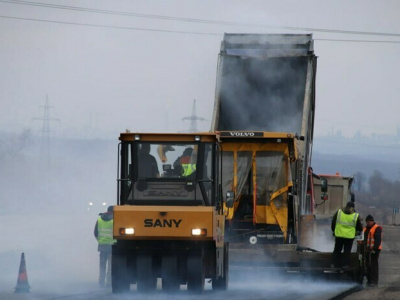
4, 213, 389, 300
2, 281, 357, 300
1, 266, 357, 300
343, 225, 400, 300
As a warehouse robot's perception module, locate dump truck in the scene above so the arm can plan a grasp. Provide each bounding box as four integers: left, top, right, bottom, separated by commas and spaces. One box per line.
211, 33, 361, 280
111, 132, 230, 293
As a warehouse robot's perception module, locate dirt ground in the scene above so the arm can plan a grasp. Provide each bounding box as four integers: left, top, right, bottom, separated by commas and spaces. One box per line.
343, 225, 400, 300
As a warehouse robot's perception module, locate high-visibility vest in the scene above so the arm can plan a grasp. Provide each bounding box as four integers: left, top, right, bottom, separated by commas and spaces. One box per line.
97, 217, 116, 245
364, 224, 382, 250
334, 209, 359, 239
182, 164, 196, 177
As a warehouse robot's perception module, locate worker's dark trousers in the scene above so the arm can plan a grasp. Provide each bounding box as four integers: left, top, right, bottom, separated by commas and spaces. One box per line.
99, 252, 112, 286
366, 251, 380, 285
332, 237, 354, 267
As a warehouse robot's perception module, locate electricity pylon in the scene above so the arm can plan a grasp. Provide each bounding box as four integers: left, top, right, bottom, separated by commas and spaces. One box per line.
33, 95, 60, 166
182, 99, 206, 133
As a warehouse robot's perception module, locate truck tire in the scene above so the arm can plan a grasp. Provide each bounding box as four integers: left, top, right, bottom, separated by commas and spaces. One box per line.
162, 255, 180, 291
111, 252, 130, 293
212, 243, 229, 290
137, 254, 157, 292
187, 254, 205, 293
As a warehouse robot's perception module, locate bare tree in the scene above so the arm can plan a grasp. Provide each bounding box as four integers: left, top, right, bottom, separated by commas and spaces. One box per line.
0, 129, 32, 161
354, 171, 366, 192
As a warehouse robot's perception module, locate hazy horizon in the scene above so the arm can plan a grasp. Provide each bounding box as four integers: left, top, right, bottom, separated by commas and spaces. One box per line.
1, 1, 400, 140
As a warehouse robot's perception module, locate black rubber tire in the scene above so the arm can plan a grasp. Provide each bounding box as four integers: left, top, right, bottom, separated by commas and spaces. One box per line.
111, 252, 130, 293
187, 254, 205, 293
162, 255, 180, 292
136, 254, 157, 292
212, 243, 229, 290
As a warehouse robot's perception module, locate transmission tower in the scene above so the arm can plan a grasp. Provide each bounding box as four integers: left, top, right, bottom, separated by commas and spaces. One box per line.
182, 99, 206, 133
33, 95, 60, 166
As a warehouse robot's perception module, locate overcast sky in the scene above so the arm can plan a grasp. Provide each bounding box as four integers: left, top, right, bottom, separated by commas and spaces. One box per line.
1, 0, 400, 139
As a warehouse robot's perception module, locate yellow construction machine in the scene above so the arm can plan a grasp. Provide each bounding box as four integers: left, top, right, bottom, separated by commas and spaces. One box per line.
111, 132, 230, 293
211, 33, 362, 280
218, 131, 326, 268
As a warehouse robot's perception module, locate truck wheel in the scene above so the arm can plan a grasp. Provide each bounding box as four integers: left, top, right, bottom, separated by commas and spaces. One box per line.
162, 255, 180, 292
187, 254, 205, 293
137, 254, 157, 292
212, 243, 229, 290
112, 252, 130, 293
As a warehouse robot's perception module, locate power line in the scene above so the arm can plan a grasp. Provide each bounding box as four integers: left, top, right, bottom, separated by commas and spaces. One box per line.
0, 15, 221, 36
316, 38, 400, 44
1, 14, 399, 44
0, 0, 248, 27
1, 0, 400, 39
283, 25, 400, 38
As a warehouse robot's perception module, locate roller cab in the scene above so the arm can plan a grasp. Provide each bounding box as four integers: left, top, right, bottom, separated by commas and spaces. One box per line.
112, 132, 228, 293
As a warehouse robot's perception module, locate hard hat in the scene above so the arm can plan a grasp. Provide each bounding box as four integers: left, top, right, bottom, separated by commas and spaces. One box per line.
366, 215, 374, 222
183, 147, 193, 156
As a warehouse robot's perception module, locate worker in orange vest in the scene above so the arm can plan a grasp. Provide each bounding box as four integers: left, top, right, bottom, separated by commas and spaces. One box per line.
363, 214, 382, 287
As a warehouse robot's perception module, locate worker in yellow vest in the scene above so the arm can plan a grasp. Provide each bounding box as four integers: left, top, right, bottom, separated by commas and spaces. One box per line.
94, 206, 116, 287
363, 214, 382, 287
173, 147, 196, 177
331, 201, 363, 268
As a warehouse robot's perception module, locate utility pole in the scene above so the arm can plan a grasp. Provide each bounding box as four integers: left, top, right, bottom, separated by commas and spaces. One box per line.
182, 99, 206, 133
33, 95, 60, 167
